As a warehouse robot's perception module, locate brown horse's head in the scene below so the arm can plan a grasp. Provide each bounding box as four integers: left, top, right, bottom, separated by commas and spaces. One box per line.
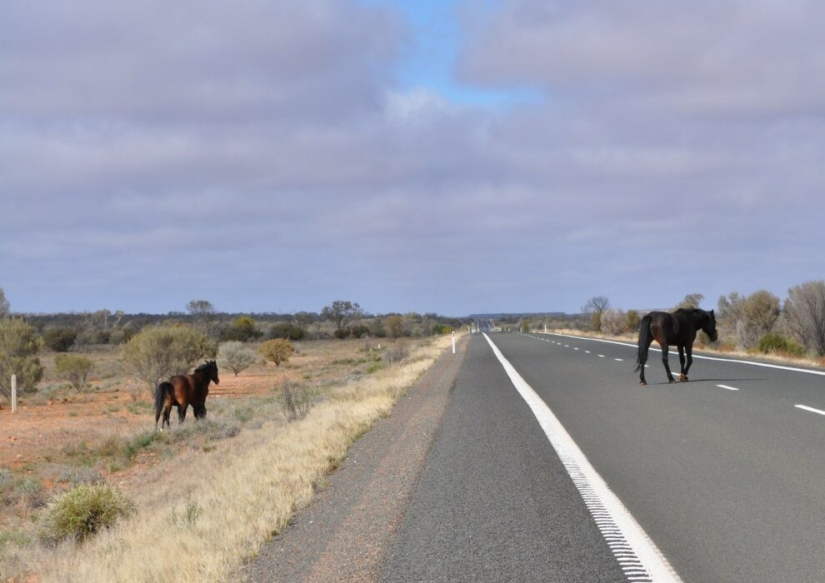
196, 360, 220, 385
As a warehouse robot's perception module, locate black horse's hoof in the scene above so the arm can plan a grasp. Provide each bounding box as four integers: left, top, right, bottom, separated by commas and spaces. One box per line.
668, 379, 675, 384
640, 380, 647, 386
680, 374, 689, 382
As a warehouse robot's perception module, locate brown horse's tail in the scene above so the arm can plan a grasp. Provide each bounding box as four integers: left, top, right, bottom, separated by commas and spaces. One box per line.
634, 314, 653, 372
154, 382, 173, 429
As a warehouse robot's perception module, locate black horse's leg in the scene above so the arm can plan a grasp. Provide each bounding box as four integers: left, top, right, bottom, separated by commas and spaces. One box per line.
677, 345, 687, 381
660, 342, 675, 383
682, 344, 693, 381
638, 338, 653, 385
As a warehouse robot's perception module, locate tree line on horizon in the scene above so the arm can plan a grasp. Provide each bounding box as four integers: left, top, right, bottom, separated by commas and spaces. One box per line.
511, 282, 825, 363
0, 292, 468, 402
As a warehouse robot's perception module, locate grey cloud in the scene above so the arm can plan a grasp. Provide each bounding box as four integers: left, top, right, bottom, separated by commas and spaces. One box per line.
2, 0, 824, 315
458, 0, 825, 116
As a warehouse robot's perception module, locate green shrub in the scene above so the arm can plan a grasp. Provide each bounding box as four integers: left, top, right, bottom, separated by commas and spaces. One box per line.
54, 353, 93, 389
40, 483, 135, 543
267, 322, 305, 341
0, 318, 44, 401
42, 327, 78, 352
123, 431, 160, 458
220, 316, 263, 342
755, 333, 807, 356
259, 338, 295, 367
121, 325, 212, 393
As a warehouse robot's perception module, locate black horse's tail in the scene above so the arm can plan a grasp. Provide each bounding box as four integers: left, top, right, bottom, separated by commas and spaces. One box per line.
154, 381, 173, 429
634, 314, 653, 372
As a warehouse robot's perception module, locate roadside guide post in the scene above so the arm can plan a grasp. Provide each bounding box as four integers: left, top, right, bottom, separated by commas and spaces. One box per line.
11, 374, 17, 413
452, 331, 456, 354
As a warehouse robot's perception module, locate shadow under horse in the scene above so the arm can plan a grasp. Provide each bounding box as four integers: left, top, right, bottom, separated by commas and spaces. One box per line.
634, 308, 718, 385
154, 360, 220, 430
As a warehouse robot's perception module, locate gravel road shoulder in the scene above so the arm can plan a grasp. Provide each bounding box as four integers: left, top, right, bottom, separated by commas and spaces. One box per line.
239, 337, 469, 583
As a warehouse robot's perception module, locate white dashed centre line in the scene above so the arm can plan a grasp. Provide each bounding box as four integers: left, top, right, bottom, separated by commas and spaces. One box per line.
717, 384, 740, 391
795, 404, 825, 416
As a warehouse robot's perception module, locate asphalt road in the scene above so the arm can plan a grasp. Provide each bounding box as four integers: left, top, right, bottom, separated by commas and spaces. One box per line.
247, 332, 825, 582
385, 331, 825, 583
380, 333, 628, 583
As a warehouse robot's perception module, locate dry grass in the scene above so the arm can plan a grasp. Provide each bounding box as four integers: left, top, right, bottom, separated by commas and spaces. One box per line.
1, 335, 453, 582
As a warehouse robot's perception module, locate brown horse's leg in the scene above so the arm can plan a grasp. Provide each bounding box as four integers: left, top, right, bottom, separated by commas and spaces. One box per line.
178, 401, 188, 424
162, 395, 173, 430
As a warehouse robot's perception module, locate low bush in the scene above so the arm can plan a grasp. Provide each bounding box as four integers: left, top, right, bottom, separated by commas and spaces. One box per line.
754, 333, 807, 357
42, 327, 78, 352
259, 338, 295, 367
281, 379, 312, 422
54, 354, 93, 389
40, 483, 135, 544
383, 344, 408, 366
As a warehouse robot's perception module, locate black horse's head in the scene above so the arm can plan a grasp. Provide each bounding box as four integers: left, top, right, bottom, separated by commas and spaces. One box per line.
196, 360, 220, 385
700, 309, 718, 343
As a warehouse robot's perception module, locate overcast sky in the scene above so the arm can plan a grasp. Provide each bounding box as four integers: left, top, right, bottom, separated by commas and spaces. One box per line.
2, 0, 824, 317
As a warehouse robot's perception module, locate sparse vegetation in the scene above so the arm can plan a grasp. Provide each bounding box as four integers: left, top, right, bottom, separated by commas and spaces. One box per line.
0, 334, 453, 582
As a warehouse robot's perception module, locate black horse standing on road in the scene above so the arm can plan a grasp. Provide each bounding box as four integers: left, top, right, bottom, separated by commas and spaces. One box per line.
634, 308, 718, 385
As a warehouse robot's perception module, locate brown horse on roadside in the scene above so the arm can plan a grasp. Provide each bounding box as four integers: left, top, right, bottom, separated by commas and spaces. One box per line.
634, 308, 718, 385
154, 360, 219, 430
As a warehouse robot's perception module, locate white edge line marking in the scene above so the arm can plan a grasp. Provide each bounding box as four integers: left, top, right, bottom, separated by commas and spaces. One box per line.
716, 384, 740, 391
795, 404, 825, 416
484, 333, 682, 583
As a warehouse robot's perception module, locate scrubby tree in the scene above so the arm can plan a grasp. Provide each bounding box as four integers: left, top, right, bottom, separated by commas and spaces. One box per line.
0, 318, 44, 401
321, 301, 363, 336
626, 310, 641, 332
386, 315, 403, 340
217, 341, 260, 376
718, 290, 781, 350
259, 338, 295, 367
784, 281, 825, 356
601, 309, 628, 335
122, 325, 212, 392
54, 354, 93, 389
675, 293, 705, 309
0, 287, 9, 317
42, 327, 78, 352
582, 296, 610, 332
267, 322, 304, 341
221, 316, 263, 342
187, 299, 220, 340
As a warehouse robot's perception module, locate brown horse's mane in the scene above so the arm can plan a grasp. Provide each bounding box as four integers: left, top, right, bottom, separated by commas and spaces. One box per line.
194, 360, 217, 374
